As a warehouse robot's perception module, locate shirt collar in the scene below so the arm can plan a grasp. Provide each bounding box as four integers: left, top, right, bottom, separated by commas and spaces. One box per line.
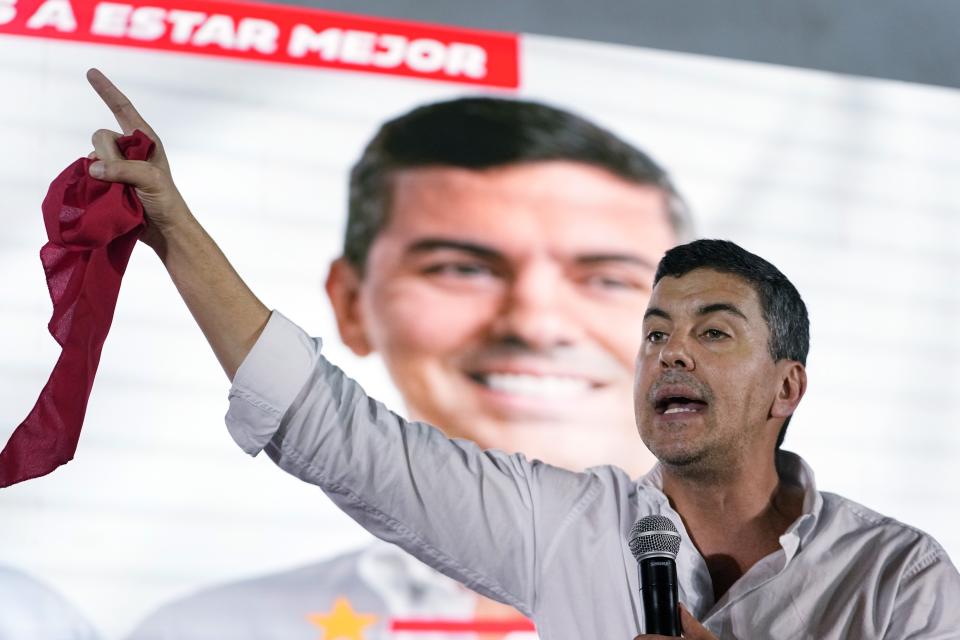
636, 450, 823, 562
776, 450, 823, 561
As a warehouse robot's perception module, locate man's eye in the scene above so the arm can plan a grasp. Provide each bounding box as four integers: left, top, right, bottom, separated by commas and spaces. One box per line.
423, 263, 495, 277
702, 328, 728, 340
583, 274, 644, 292
646, 331, 668, 343
588, 276, 628, 289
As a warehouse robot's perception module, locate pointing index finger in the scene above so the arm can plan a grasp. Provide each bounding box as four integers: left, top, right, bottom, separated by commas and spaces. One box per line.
86, 68, 153, 137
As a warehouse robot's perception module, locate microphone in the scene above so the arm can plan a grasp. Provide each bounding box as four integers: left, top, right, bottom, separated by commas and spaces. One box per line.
629, 515, 682, 636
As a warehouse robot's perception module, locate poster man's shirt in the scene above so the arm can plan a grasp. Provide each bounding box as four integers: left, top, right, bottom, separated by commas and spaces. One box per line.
128, 541, 536, 639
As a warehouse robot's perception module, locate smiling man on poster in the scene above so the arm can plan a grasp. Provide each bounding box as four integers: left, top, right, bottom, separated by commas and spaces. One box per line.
82, 69, 960, 638
126, 81, 687, 638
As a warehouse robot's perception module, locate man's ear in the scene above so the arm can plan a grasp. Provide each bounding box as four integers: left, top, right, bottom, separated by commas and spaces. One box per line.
771, 361, 807, 419
325, 257, 373, 356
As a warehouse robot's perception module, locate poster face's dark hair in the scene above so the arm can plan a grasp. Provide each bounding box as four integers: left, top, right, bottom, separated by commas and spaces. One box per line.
344, 96, 692, 271
654, 239, 810, 448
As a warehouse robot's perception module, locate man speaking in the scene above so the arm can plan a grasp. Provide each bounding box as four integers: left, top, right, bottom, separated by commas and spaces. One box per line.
83, 70, 960, 638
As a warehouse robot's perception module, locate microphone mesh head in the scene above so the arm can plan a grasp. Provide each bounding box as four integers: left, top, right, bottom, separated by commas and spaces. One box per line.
629, 515, 681, 560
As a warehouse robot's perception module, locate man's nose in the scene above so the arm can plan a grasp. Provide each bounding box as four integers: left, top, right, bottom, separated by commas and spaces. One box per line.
489, 262, 581, 351
659, 334, 695, 371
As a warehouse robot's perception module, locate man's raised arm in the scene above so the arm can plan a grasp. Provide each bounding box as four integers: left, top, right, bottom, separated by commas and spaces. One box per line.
85, 68, 269, 380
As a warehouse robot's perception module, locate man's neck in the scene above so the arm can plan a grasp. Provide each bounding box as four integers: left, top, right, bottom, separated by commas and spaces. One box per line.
660, 455, 804, 602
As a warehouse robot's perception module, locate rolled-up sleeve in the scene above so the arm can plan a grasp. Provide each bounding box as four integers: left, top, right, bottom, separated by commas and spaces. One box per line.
223, 310, 599, 617
226, 311, 322, 455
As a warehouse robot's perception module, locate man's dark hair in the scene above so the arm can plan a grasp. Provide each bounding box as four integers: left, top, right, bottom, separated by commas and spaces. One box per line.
344, 97, 692, 271
654, 239, 809, 449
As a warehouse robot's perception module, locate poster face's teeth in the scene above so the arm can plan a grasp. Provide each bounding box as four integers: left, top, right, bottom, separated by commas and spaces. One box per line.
482, 372, 592, 397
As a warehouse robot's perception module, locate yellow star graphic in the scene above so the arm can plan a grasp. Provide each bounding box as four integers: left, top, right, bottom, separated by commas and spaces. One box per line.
307, 597, 378, 640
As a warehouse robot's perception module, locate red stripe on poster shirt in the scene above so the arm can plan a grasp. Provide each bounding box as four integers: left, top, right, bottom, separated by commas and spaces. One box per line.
390, 618, 537, 632
0, 0, 520, 88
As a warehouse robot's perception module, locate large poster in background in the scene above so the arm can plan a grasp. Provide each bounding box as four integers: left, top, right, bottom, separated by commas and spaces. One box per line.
1, 0, 959, 636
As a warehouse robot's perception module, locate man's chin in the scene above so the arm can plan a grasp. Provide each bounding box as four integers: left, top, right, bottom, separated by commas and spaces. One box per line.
642, 431, 706, 467
656, 448, 706, 467
437, 407, 605, 444
443, 413, 577, 439
652, 444, 732, 480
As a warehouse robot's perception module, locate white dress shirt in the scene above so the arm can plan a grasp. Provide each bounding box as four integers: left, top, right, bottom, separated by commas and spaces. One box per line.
225, 311, 960, 639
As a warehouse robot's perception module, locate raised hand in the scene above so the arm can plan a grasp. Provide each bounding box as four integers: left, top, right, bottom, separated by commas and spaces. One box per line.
86, 68, 193, 252
83, 68, 270, 379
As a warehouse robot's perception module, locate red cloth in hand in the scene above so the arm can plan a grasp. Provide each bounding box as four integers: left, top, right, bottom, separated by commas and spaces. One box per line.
0, 130, 154, 487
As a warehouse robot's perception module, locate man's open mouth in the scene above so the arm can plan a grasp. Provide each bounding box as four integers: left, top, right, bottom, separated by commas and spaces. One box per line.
654, 397, 708, 415
469, 372, 599, 397
652, 385, 709, 415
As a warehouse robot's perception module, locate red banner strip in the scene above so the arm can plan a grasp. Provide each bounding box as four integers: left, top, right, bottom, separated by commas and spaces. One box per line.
390, 618, 536, 633
0, 0, 520, 88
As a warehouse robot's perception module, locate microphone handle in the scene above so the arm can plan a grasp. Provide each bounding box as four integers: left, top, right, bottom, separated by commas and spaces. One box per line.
639, 557, 681, 636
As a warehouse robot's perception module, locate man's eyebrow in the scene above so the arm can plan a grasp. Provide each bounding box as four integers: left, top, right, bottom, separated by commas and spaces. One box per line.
643, 307, 671, 321
576, 253, 658, 270
698, 302, 748, 321
405, 238, 502, 260
643, 303, 748, 322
